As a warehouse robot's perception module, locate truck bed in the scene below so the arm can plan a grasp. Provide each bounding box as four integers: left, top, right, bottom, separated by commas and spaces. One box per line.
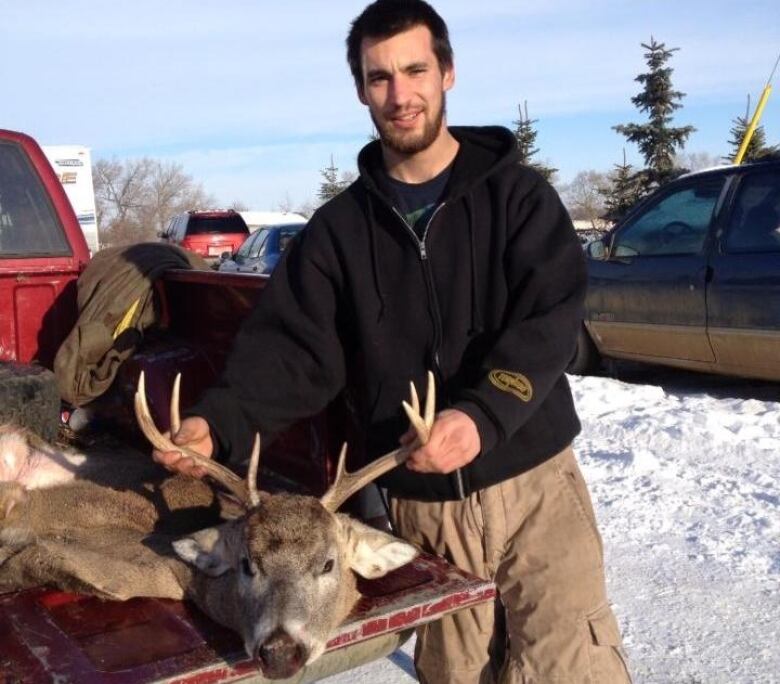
0, 554, 494, 683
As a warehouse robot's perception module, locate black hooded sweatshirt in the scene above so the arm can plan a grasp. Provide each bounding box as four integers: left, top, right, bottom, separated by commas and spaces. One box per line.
191, 126, 587, 501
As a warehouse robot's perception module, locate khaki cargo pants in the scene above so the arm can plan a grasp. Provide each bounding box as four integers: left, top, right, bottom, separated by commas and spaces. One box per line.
390, 446, 631, 683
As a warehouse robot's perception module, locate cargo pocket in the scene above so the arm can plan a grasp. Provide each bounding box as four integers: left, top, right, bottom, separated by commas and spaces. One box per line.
586, 603, 632, 683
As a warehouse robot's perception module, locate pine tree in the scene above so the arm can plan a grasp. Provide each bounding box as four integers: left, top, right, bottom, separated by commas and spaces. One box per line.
513, 101, 557, 182
723, 96, 778, 163
318, 155, 346, 203
613, 37, 696, 193
602, 150, 643, 223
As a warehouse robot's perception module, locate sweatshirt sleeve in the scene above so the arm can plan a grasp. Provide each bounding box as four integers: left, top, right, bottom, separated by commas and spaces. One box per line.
187, 214, 347, 462
452, 174, 586, 454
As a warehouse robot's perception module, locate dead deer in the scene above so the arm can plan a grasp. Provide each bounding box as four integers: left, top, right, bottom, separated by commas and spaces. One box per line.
0, 371, 436, 680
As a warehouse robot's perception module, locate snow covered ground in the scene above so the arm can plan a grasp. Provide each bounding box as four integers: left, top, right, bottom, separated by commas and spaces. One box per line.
323, 369, 780, 683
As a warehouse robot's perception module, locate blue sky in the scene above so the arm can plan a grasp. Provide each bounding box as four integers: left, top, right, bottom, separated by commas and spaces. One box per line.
3, 0, 779, 209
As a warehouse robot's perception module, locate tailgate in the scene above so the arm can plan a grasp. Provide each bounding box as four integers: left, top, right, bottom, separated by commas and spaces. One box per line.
0, 555, 494, 683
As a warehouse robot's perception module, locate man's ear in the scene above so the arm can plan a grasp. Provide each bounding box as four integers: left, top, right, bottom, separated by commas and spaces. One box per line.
172, 520, 241, 577
357, 83, 368, 106
442, 64, 455, 92
337, 514, 418, 579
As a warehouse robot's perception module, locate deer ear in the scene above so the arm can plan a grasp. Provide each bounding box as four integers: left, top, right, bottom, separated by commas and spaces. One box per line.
337, 515, 418, 579
172, 521, 239, 576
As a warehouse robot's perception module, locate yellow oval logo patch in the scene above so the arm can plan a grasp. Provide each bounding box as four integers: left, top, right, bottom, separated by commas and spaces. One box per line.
488, 370, 533, 402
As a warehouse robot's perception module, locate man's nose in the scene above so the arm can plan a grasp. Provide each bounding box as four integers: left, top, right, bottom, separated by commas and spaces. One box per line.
388, 75, 411, 106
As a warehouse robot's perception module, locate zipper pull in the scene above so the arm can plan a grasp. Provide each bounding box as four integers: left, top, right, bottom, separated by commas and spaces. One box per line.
419, 242, 428, 260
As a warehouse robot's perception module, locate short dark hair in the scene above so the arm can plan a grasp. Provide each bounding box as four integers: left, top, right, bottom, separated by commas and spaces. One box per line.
346, 0, 454, 89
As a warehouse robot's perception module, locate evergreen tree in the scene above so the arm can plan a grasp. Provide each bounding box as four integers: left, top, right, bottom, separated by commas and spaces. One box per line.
602, 150, 643, 223
318, 155, 346, 203
613, 37, 696, 193
723, 96, 778, 163
513, 101, 557, 182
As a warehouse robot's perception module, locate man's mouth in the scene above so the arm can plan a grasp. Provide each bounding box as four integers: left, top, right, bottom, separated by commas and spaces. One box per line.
390, 110, 423, 129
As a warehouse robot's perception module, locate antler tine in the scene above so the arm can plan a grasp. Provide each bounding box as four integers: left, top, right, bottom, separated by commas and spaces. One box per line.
247, 433, 261, 508
402, 372, 436, 445
134, 372, 249, 504
320, 375, 436, 512
423, 370, 435, 433
170, 373, 181, 435
409, 381, 420, 416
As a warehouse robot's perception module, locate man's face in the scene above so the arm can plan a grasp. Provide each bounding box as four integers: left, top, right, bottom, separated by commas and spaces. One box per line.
358, 24, 454, 156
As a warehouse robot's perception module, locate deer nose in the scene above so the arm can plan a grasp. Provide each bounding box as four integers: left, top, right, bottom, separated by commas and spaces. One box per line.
256, 628, 307, 679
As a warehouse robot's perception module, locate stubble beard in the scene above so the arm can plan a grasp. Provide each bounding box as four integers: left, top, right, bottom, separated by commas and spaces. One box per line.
372, 95, 447, 156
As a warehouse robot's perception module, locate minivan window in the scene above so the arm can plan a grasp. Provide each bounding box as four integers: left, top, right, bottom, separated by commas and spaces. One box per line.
236, 231, 259, 258
278, 227, 303, 253
612, 176, 725, 257
186, 215, 248, 236
250, 229, 270, 258
724, 171, 780, 254
0, 141, 71, 257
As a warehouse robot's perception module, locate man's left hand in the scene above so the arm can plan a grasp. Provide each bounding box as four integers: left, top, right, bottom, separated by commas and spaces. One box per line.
404, 409, 481, 474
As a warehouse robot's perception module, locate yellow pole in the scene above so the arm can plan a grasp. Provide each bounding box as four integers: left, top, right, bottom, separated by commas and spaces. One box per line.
734, 52, 780, 165
733, 84, 773, 164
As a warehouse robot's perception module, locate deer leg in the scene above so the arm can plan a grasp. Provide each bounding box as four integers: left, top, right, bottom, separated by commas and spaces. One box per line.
0, 482, 27, 522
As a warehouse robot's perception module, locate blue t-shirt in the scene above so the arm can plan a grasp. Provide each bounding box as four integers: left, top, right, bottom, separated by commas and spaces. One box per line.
380, 164, 452, 239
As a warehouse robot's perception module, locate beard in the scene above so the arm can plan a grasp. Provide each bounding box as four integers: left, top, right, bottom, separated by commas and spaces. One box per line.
371, 95, 447, 156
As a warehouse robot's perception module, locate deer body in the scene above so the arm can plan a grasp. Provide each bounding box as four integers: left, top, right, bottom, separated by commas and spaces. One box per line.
0, 372, 435, 680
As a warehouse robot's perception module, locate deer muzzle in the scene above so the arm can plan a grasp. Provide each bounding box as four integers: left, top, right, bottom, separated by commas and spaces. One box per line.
255, 627, 308, 680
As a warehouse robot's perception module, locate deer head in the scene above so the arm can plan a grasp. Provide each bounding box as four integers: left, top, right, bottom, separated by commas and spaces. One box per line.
134, 372, 435, 680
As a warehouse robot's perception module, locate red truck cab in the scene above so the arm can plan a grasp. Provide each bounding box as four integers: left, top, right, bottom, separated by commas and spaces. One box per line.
0, 130, 89, 368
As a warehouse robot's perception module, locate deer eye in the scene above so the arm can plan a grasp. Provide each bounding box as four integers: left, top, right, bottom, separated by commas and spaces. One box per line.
321, 559, 335, 575
241, 557, 256, 577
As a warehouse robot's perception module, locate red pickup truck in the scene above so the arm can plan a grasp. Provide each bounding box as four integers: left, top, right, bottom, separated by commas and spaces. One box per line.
0, 129, 494, 683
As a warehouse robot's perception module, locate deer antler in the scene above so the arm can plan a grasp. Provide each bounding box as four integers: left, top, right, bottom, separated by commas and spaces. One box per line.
319, 371, 436, 512
134, 372, 260, 506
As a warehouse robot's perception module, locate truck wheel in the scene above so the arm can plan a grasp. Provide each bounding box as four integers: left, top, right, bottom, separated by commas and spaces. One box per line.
567, 325, 601, 375
0, 363, 60, 442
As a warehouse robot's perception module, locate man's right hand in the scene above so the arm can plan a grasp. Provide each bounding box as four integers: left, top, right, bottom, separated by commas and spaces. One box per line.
152, 416, 214, 478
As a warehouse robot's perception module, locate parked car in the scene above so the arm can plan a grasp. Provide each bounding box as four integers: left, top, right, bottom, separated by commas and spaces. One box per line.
218, 222, 305, 275
570, 158, 780, 382
160, 209, 249, 265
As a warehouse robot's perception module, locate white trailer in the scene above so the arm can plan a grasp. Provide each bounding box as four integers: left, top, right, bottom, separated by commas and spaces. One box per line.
42, 145, 100, 254
239, 210, 307, 233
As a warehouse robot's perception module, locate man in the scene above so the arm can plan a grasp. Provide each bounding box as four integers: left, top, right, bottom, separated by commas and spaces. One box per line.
155, 1, 631, 681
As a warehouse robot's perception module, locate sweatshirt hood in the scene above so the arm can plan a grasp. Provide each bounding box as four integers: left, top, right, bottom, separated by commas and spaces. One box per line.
357, 125, 519, 202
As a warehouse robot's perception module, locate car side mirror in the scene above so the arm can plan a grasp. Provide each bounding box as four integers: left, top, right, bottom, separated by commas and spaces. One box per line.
586, 238, 608, 260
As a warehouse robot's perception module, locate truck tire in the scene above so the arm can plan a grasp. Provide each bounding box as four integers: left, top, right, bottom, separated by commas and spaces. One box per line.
567, 324, 601, 375
0, 363, 60, 442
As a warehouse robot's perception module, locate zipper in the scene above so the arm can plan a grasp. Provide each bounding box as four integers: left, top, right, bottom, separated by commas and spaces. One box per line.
391, 203, 467, 500
390, 204, 446, 365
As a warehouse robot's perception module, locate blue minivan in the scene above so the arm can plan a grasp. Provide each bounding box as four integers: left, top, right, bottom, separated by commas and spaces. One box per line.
218, 223, 306, 276
571, 158, 780, 382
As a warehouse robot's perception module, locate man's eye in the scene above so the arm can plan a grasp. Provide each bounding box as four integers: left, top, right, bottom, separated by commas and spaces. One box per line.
321, 559, 334, 574
241, 557, 255, 576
